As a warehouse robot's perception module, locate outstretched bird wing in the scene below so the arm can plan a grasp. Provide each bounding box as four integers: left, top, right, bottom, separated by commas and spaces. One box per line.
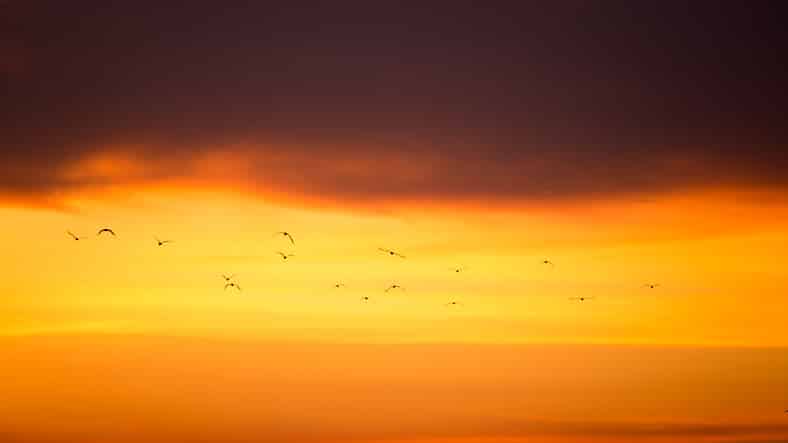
98, 228, 116, 236
67, 231, 78, 239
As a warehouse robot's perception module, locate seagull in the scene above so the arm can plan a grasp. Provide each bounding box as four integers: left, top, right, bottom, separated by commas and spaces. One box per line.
67, 231, 83, 241
334, 283, 345, 289
542, 259, 554, 267
155, 236, 173, 246
274, 231, 295, 245
643, 283, 660, 289
221, 274, 236, 283
97, 228, 116, 237
360, 296, 370, 303
569, 296, 594, 302
450, 266, 466, 274
378, 248, 406, 258
277, 251, 295, 260
224, 282, 241, 292
445, 300, 463, 307
385, 284, 404, 293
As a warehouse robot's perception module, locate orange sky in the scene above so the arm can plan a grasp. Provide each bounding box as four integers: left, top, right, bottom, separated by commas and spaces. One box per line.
3, 3, 788, 441
1, 182, 788, 442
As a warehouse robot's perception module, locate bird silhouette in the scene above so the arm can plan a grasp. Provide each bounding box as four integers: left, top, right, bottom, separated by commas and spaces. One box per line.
569, 296, 594, 302
277, 251, 295, 260
450, 266, 466, 273
643, 283, 660, 289
360, 296, 370, 303
542, 259, 554, 267
274, 231, 295, 245
385, 284, 404, 293
445, 300, 463, 307
378, 248, 406, 258
221, 274, 236, 283
334, 283, 345, 289
97, 228, 116, 237
67, 231, 83, 241
224, 282, 241, 292
155, 237, 173, 246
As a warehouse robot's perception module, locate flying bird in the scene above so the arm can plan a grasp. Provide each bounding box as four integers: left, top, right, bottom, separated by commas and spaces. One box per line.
221, 274, 236, 283
334, 283, 345, 289
542, 259, 554, 267
277, 251, 295, 260
224, 282, 241, 292
385, 284, 405, 293
643, 283, 660, 289
97, 228, 116, 237
274, 231, 295, 245
155, 237, 173, 246
378, 248, 406, 258
67, 231, 83, 241
569, 296, 594, 302
450, 266, 466, 273
445, 300, 463, 307
360, 296, 370, 303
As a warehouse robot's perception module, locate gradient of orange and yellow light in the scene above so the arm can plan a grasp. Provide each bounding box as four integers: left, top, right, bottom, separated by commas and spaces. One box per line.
1, 186, 787, 347
2, 185, 788, 442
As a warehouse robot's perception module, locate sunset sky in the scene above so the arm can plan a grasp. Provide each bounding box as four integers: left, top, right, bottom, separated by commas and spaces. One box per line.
2, 2, 788, 442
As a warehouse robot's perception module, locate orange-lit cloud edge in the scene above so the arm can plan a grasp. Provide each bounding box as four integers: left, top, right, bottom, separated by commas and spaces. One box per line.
5, 141, 788, 217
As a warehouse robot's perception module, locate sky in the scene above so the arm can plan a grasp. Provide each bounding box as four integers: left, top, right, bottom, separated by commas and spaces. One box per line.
2, 1, 788, 442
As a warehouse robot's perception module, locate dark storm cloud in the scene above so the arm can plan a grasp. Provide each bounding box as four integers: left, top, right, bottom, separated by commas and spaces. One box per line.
2, 1, 787, 204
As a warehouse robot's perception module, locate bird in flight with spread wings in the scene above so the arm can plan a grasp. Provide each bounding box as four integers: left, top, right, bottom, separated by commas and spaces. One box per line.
155, 237, 173, 246
97, 228, 116, 237
378, 248, 406, 258
569, 296, 594, 303
67, 231, 83, 241
274, 231, 295, 245
277, 251, 295, 260
385, 284, 405, 293
224, 282, 241, 292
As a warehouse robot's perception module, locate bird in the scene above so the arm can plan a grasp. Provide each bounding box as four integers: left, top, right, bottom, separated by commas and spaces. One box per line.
224, 282, 241, 292
221, 274, 236, 283
274, 231, 295, 245
277, 251, 295, 260
155, 237, 173, 246
97, 228, 116, 237
360, 296, 370, 303
378, 248, 406, 258
334, 283, 345, 289
569, 296, 594, 302
445, 300, 463, 307
385, 284, 404, 293
643, 283, 660, 289
450, 266, 466, 273
542, 259, 554, 267
67, 231, 83, 241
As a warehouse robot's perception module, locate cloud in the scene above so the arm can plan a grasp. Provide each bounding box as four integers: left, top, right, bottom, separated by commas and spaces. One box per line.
2, 2, 787, 208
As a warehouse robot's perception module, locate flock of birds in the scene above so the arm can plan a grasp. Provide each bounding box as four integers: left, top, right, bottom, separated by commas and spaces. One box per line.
66, 227, 663, 306
62, 227, 788, 415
